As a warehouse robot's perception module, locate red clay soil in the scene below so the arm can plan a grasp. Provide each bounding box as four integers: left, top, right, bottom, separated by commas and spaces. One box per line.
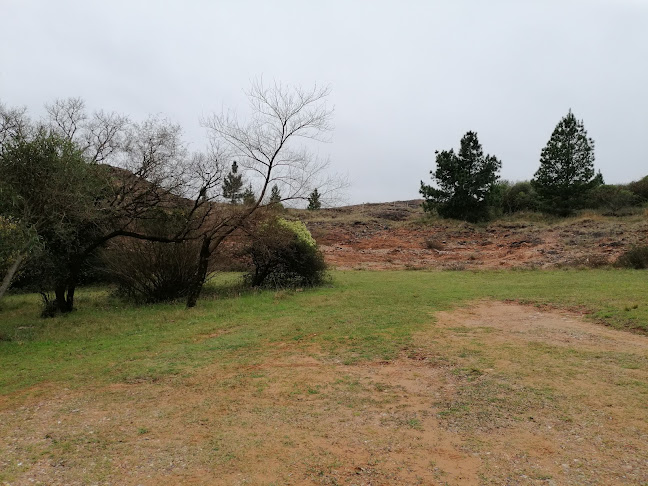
303, 204, 648, 270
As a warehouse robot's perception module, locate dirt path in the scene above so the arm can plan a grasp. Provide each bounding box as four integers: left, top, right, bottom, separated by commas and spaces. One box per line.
429, 302, 648, 485
1, 303, 647, 485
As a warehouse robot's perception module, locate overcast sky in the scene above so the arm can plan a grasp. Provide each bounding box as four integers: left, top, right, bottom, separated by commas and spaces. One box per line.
1, 0, 647, 204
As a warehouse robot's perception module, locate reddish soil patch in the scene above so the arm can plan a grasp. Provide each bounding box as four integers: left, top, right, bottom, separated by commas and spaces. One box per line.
301, 203, 647, 270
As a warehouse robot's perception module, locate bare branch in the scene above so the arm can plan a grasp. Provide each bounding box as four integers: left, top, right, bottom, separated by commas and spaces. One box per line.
45, 97, 87, 141
201, 78, 336, 207
0, 102, 30, 147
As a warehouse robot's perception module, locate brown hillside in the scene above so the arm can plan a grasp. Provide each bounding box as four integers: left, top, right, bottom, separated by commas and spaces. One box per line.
292, 202, 648, 270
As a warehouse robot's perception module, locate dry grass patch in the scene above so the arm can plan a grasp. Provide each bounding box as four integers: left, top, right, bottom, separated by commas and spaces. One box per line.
429, 302, 648, 485
1, 297, 647, 485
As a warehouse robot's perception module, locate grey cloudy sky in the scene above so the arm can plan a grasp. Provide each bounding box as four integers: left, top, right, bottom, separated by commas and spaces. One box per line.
1, 0, 647, 204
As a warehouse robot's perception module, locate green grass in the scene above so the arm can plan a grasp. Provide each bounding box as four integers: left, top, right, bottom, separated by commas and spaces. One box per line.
0, 269, 646, 396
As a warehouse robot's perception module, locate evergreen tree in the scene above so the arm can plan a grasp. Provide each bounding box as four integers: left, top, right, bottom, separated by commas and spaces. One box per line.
222, 161, 244, 204
532, 110, 601, 216
242, 183, 256, 206
307, 188, 322, 210
269, 184, 282, 204
419, 131, 501, 222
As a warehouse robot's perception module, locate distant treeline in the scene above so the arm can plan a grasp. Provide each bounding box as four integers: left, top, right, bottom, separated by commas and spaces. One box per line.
493, 176, 647, 217
420, 110, 647, 222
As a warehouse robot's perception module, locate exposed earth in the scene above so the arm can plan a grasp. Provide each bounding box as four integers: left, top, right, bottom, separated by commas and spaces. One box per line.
299, 201, 648, 270
2, 302, 647, 485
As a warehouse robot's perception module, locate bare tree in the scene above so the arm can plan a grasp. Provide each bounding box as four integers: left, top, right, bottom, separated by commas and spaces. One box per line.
0, 102, 31, 147
184, 80, 339, 307
1, 98, 218, 313
2, 88, 343, 312
46, 97, 129, 164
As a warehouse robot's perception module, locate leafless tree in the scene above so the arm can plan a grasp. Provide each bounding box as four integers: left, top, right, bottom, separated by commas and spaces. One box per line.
0, 102, 31, 147
2, 86, 343, 311
46, 97, 129, 164
43, 98, 200, 242
1, 98, 218, 312
184, 80, 342, 307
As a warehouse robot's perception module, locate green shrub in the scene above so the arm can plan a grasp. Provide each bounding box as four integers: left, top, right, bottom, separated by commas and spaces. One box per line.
103, 238, 201, 303
615, 245, 648, 269
587, 185, 637, 214
628, 176, 648, 202
500, 181, 539, 214
244, 218, 327, 288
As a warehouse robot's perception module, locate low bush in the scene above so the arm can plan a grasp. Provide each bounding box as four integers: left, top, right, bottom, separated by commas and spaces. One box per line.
103, 238, 201, 303
244, 218, 327, 289
567, 254, 610, 269
615, 245, 648, 269
628, 175, 648, 202
500, 181, 539, 214
587, 185, 637, 215
425, 238, 445, 251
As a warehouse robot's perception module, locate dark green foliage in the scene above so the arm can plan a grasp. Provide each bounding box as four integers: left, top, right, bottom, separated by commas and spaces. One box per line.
627, 176, 648, 202
244, 219, 327, 289
222, 161, 244, 204
269, 184, 282, 204
0, 216, 39, 298
0, 130, 110, 312
242, 184, 256, 206
587, 185, 637, 215
499, 181, 539, 214
103, 239, 201, 303
420, 131, 501, 222
307, 188, 322, 210
532, 110, 601, 216
615, 246, 648, 270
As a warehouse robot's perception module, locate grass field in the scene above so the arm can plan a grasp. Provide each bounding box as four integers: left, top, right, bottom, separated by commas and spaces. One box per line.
1, 270, 647, 484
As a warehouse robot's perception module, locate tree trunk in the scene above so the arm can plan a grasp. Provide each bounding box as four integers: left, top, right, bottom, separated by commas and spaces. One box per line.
65, 282, 76, 312
0, 252, 25, 302
54, 284, 68, 313
63, 260, 81, 312
51, 284, 75, 313
54, 266, 78, 314
186, 237, 211, 308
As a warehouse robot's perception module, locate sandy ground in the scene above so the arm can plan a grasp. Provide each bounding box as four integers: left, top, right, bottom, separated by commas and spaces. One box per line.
1, 302, 647, 485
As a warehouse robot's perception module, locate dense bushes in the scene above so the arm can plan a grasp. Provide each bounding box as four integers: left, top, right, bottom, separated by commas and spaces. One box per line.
103, 238, 201, 303
485, 177, 646, 218
587, 185, 637, 215
615, 246, 648, 270
244, 218, 327, 289
498, 181, 539, 214
628, 176, 648, 202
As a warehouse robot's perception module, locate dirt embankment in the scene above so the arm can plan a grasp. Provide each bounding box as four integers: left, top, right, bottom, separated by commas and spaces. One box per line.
299, 202, 648, 270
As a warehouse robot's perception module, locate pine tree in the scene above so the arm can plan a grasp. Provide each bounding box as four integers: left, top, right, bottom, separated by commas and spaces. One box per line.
269, 184, 282, 204
242, 183, 255, 206
307, 188, 321, 210
222, 161, 244, 204
419, 131, 501, 222
532, 110, 601, 216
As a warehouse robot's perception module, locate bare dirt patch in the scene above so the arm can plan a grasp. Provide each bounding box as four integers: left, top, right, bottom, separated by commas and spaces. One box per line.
301, 203, 648, 270
1, 303, 647, 485
430, 302, 648, 485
